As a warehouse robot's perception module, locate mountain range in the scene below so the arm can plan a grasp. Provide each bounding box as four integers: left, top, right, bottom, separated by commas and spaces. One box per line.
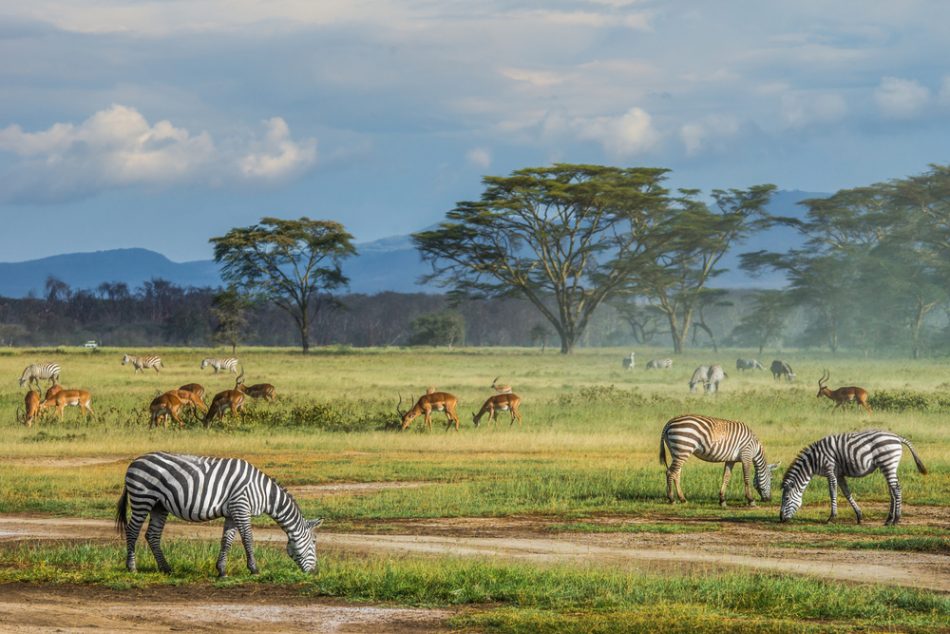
0, 190, 823, 298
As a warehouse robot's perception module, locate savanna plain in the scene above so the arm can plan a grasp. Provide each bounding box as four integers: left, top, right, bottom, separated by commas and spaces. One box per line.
0, 347, 947, 633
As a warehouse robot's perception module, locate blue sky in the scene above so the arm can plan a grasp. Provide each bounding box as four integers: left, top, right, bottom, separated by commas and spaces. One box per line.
0, 1, 948, 262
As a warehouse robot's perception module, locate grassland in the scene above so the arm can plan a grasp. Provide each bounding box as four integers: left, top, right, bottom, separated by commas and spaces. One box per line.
0, 346, 947, 632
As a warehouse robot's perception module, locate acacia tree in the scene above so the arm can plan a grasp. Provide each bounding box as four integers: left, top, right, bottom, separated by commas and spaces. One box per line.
633, 186, 775, 353
211, 288, 250, 354
413, 164, 672, 354
211, 217, 356, 354
727, 290, 788, 354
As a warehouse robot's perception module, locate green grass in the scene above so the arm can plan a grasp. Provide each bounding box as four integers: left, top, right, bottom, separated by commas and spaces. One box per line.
0, 541, 946, 632
0, 345, 948, 630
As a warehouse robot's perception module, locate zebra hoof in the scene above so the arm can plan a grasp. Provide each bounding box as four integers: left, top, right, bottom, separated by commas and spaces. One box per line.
719, 501, 727, 508
747, 501, 756, 508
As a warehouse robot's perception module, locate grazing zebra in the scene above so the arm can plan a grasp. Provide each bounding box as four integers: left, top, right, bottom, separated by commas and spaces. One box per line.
660, 414, 778, 507
780, 431, 927, 525
770, 360, 795, 382
116, 452, 322, 576
122, 354, 163, 373
646, 358, 673, 370
736, 358, 764, 371
200, 357, 240, 373
707, 364, 727, 393
688, 366, 709, 393
622, 352, 635, 370
18, 362, 61, 388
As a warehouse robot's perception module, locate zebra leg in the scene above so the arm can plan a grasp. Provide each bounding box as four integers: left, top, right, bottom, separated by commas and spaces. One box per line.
216, 518, 238, 577
882, 466, 902, 525
669, 457, 688, 503
839, 476, 862, 524
124, 508, 149, 572
825, 469, 838, 523
145, 506, 172, 574
235, 516, 259, 574
718, 462, 734, 508
740, 459, 756, 506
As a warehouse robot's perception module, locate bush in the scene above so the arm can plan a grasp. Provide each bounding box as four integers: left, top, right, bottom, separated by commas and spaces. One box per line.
869, 390, 950, 412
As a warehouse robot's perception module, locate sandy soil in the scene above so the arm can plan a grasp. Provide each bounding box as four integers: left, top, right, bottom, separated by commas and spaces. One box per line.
0, 584, 453, 633
0, 513, 946, 592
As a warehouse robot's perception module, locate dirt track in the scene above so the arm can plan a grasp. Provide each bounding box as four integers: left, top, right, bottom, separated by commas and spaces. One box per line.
1, 513, 947, 592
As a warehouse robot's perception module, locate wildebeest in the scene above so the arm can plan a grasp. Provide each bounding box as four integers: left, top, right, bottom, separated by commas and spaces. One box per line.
707, 365, 728, 393
736, 358, 764, 371
770, 360, 795, 382
646, 358, 673, 370
689, 366, 710, 393
622, 352, 635, 370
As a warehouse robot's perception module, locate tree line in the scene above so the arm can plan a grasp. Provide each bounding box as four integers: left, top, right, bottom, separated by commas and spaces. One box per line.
1, 163, 947, 356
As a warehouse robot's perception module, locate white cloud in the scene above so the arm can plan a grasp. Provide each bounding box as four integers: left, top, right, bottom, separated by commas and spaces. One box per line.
781, 92, 847, 128
874, 76, 930, 118
466, 147, 492, 169
545, 107, 659, 158
240, 117, 317, 181
679, 115, 741, 156
0, 105, 317, 201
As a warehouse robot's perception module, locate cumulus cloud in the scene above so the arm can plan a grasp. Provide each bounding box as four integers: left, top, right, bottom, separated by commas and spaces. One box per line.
465, 147, 492, 169
874, 76, 930, 118
543, 107, 659, 158
679, 115, 741, 156
240, 117, 317, 181
0, 106, 317, 202
781, 92, 847, 128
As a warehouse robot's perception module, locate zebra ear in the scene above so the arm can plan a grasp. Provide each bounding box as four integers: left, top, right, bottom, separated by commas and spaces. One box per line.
768, 463, 780, 471
307, 518, 324, 530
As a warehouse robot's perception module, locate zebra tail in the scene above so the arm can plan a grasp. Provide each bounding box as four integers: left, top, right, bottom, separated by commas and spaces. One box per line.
115, 487, 128, 535
659, 435, 668, 468
900, 437, 928, 475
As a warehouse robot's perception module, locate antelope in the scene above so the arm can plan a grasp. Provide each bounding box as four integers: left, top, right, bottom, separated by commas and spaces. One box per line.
45, 384, 63, 401
234, 370, 276, 402
472, 393, 522, 427
397, 392, 461, 431
40, 388, 94, 420
149, 392, 186, 429
204, 389, 246, 427
179, 383, 206, 401
167, 388, 207, 415
491, 377, 513, 394
17, 390, 42, 427
817, 370, 872, 415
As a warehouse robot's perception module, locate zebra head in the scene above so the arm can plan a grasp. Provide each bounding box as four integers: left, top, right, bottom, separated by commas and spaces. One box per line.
779, 462, 810, 522
286, 518, 323, 572
200, 359, 210, 370
754, 462, 780, 502
121, 354, 130, 365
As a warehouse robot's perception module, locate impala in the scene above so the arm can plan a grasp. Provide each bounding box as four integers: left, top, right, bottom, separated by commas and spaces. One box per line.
40, 388, 94, 420
472, 393, 522, 427
234, 370, 276, 402
817, 370, 872, 415
149, 392, 186, 429
45, 384, 63, 401
397, 392, 461, 431
204, 389, 246, 427
491, 377, 513, 394
17, 390, 42, 427
178, 383, 206, 401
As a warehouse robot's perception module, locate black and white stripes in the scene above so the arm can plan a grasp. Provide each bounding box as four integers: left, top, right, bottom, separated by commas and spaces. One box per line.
780, 431, 927, 525
116, 452, 322, 576
18, 362, 61, 388
200, 357, 240, 373
660, 414, 777, 507
122, 354, 163, 373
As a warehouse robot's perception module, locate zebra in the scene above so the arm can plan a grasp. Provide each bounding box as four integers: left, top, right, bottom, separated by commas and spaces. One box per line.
18, 362, 61, 389
122, 354, 163, 373
707, 364, 727, 393
646, 358, 673, 370
770, 360, 795, 382
780, 431, 927, 525
736, 358, 764, 371
660, 414, 778, 507
688, 366, 709, 393
622, 352, 635, 370
116, 452, 322, 576
200, 357, 240, 373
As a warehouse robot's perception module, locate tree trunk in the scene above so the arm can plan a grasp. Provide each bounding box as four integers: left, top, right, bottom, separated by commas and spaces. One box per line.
300, 312, 311, 354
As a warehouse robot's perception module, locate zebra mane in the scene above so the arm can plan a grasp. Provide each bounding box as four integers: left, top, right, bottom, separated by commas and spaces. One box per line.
781, 446, 812, 487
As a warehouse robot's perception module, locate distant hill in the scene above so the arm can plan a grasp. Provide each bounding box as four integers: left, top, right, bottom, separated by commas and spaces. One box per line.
0, 190, 825, 298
